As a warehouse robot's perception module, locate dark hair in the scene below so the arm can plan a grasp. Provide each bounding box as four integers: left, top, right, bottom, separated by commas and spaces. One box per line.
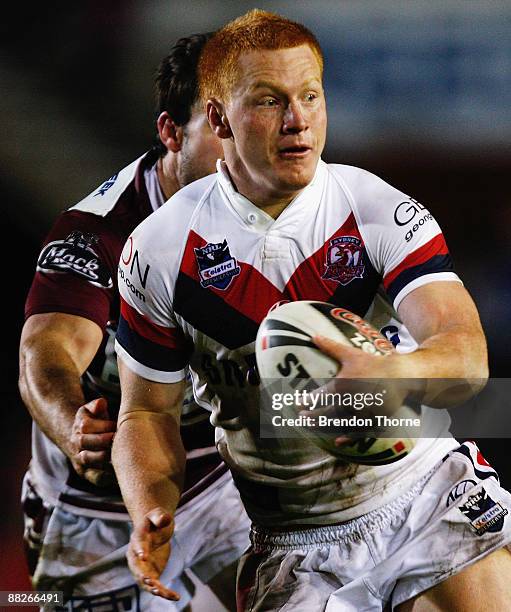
153, 32, 213, 156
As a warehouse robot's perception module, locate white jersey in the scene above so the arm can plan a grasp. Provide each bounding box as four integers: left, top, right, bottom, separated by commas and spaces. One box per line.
115, 159, 460, 526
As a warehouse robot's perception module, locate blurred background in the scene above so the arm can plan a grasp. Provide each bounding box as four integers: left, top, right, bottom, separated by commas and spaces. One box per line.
2, 0, 510, 598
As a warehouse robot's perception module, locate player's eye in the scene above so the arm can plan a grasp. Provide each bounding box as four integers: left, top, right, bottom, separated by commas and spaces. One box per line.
260, 97, 278, 107
304, 92, 318, 102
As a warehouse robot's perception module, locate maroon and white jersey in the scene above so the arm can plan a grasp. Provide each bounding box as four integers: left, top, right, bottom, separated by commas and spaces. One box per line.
115, 159, 460, 526
25, 151, 223, 519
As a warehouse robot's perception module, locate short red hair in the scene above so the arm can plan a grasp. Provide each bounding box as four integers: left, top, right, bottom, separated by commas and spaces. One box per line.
198, 9, 324, 103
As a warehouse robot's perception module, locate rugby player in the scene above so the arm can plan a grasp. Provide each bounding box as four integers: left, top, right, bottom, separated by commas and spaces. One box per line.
18, 33, 249, 611
113, 11, 511, 611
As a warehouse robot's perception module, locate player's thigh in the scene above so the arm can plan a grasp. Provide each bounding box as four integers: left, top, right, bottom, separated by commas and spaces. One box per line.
396, 547, 511, 612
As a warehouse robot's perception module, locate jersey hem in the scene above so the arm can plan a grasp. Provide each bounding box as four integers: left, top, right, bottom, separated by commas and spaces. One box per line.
24, 304, 106, 331
242, 437, 460, 528
114, 340, 186, 383
393, 272, 462, 310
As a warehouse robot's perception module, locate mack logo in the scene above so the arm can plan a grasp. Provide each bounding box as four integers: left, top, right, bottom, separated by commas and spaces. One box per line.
94, 173, 119, 197
37, 231, 112, 288
394, 198, 426, 226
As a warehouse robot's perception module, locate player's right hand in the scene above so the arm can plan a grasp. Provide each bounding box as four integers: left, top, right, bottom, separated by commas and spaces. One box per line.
69, 397, 116, 487
127, 507, 179, 601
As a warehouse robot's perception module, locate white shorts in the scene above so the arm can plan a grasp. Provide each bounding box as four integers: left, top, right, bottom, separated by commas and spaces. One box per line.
237, 441, 511, 611
24, 471, 250, 611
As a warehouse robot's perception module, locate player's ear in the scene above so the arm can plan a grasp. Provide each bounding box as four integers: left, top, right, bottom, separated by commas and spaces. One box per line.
207, 99, 232, 139
157, 112, 184, 153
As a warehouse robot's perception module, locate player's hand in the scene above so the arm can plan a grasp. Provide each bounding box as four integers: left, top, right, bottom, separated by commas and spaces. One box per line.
305, 335, 413, 444
127, 507, 179, 601
69, 397, 117, 487
312, 333, 411, 401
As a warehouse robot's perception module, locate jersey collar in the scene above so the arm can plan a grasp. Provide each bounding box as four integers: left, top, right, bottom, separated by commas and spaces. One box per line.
216, 159, 326, 233
143, 161, 166, 212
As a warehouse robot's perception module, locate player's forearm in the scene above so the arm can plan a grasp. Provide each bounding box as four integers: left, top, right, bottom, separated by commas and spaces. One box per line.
112, 411, 185, 526
19, 339, 84, 455
399, 326, 489, 407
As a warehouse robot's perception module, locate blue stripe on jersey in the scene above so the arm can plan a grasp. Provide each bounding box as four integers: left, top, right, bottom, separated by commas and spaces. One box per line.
452, 443, 499, 482
174, 272, 259, 349
386, 254, 455, 303
117, 313, 190, 372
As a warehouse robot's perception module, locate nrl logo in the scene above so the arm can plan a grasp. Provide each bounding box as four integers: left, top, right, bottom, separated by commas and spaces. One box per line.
194, 239, 241, 290
458, 487, 508, 536
322, 235, 365, 286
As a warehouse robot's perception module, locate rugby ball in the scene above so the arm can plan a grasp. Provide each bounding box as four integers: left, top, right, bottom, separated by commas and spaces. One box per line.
255, 301, 417, 465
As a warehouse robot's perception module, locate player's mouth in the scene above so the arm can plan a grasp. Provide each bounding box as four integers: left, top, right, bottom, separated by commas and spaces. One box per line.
278, 145, 312, 159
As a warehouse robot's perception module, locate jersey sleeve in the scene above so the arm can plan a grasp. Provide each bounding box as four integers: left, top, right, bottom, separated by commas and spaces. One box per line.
114, 217, 191, 384
25, 210, 118, 330
340, 167, 462, 310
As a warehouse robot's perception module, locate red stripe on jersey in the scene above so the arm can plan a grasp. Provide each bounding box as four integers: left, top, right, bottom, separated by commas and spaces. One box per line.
285, 213, 363, 300
476, 449, 492, 468
180, 230, 210, 282
120, 297, 184, 348
181, 230, 283, 324
383, 234, 449, 290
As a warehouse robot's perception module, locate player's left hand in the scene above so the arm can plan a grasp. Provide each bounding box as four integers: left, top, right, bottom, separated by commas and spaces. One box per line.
127, 507, 179, 601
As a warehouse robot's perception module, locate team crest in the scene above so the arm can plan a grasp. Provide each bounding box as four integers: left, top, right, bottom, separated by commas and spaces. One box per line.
458, 487, 508, 536
194, 239, 241, 290
322, 235, 365, 285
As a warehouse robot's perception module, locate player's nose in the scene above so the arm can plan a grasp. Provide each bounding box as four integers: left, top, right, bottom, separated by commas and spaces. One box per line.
282, 101, 307, 133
